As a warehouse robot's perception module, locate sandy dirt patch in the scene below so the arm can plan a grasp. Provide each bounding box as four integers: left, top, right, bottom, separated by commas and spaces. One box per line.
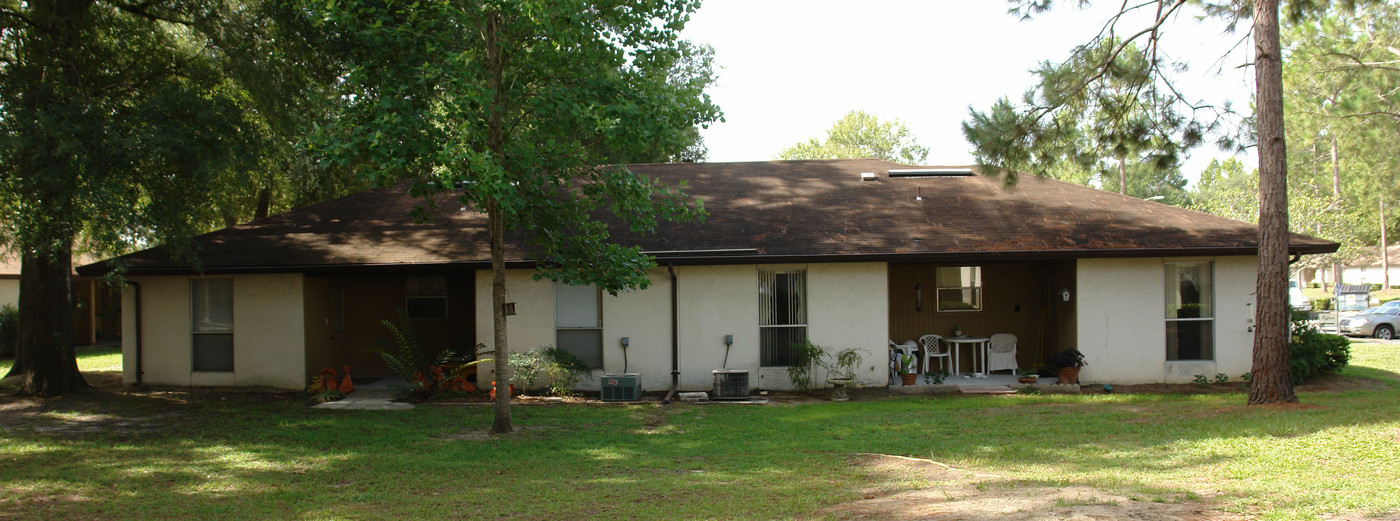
813, 454, 1245, 521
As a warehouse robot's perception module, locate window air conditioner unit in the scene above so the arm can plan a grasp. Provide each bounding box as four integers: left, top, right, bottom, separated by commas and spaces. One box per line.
601, 373, 641, 402
711, 369, 750, 400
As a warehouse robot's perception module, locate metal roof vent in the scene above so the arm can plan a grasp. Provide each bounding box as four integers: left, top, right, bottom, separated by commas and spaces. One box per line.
887, 168, 974, 178
860, 171, 878, 181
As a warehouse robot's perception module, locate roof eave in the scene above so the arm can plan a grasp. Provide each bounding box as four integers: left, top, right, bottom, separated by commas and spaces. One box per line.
93, 241, 1340, 277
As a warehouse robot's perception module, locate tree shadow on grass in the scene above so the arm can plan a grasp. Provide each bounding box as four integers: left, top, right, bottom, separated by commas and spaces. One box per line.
2, 368, 1399, 519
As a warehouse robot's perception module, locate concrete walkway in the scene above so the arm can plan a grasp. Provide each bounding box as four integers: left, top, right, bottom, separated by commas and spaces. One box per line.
314, 378, 415, 410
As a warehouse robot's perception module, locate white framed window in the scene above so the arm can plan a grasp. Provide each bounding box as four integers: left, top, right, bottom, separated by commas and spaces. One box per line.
936, 266, 982, 311
556, 282, 602, 369
759, 269, 807, 367
191, 278, 234, 372
1166, 262, 1214, 360
405, 277, 448, 319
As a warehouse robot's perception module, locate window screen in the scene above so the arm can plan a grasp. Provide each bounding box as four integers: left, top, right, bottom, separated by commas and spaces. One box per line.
406, 277, 448, 319
936, 266, 982, 311
191, 278, 234, 372
556, 282, 602, 369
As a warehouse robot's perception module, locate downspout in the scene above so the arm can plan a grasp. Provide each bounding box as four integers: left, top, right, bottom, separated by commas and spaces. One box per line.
661, 264, 679, 405
129, 281, 144, 386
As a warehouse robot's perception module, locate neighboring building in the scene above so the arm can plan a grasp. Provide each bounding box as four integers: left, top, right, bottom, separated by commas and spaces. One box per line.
1296, 244, 1400, 289
1, 253, 121, 348
78, 160, 1337, 389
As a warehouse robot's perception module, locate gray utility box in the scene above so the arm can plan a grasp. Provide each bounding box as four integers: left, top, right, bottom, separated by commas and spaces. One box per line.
601, 373, 642, 402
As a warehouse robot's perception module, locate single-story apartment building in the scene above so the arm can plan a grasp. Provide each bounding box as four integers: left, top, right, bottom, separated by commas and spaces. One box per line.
2, 254, 121, 348
78, 159, 1337, 390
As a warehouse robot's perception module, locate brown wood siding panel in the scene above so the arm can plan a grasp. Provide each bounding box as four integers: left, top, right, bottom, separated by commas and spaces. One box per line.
303, 276, 334, 380
333, 273, 476, 378
888, 262, 1076, 373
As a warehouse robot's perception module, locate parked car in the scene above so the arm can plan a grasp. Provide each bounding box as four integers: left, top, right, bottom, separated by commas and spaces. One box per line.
1339, 301, 1400, 339
1289, 281, 1312, 311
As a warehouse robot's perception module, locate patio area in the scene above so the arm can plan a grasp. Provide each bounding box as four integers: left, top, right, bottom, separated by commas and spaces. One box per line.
888, 372, 1080, 394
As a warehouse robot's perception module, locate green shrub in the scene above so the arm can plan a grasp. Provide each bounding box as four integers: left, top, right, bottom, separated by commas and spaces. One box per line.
1311, 298, 1332, 311
1379, 296, 1400, 305
0, 304, 16, 359
539, 347, 592, 396
1288, 310, 1350, 384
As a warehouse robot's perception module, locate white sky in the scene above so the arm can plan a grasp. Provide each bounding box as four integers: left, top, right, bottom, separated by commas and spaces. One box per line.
681, 0, 1259, 188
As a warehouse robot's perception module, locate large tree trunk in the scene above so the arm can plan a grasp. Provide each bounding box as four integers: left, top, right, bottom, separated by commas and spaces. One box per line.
1248, 0, 1297, 405
16, 244, 87, 396
485, 8, 513, 434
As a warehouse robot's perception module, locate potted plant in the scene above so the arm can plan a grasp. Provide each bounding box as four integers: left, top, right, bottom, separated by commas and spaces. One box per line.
952, 325, 964, 337
822, 347, 865, 401
1017, 369, 1039, 385
897, 353, 918, 386
1047, 349, 1087, 384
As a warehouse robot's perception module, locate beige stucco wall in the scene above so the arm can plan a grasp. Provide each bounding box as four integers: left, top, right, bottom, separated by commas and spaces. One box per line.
0, 278, 17, 309
475, 263, 891, 392
1076, 256, 1257, 384
121, 274, 307, 389
805, 262, 888, 386
1212, 256, 1258, 380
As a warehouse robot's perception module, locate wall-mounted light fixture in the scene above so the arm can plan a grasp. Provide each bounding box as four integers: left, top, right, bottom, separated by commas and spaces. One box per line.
915, 284, 923, 312
1059, 288, 1071, 302
503, 302, 517, 316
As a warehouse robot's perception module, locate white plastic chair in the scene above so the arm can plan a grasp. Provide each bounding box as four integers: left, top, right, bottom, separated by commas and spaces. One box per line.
986, 333, 1018, 373
889, 339, 918, 376
918, 334, 952, 374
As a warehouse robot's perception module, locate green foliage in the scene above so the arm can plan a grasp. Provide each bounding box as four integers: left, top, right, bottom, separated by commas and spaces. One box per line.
777, 110, 930, 164
1289, 310, 1352, 383
1190, 158, 1366, 266
1215, 373, 1230, 384
962, 38, 1199, 197
786, 341, 828, 393
923, 369, 949, 385
508, 351, 545, 391
310, 0, 719, 294
304, 380, 345, 402
539, 347, 593, 397
1193, 374, 1210, 385
822, 347, 865, 381
897, 353, 918, 375
375, 308, 470, 399
0, 304, 16, 359
1047, 349, 1087, 369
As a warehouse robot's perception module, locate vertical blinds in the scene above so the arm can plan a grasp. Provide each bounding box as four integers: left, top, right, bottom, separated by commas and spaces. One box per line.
759, 269, 806, 327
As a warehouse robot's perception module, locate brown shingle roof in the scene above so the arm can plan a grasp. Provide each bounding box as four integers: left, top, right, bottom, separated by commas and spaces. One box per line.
78, 159, 1338, 275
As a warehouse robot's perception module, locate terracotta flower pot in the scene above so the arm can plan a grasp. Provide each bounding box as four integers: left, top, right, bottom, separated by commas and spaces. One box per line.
1017, 376, 1038, 384
488, 381, 516, 399
900, 373, 918, 386
1056, 367, 1081, 384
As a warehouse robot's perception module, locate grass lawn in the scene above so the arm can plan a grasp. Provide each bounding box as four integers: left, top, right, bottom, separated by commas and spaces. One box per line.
0, 346, 121, 375
1, 344, 1398, 520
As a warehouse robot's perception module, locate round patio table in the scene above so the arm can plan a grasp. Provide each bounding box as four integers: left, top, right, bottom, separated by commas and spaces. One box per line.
943, 336, 990, 378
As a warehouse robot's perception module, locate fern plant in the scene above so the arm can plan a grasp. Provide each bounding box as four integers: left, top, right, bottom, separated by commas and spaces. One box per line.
375, 307, 469, 399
